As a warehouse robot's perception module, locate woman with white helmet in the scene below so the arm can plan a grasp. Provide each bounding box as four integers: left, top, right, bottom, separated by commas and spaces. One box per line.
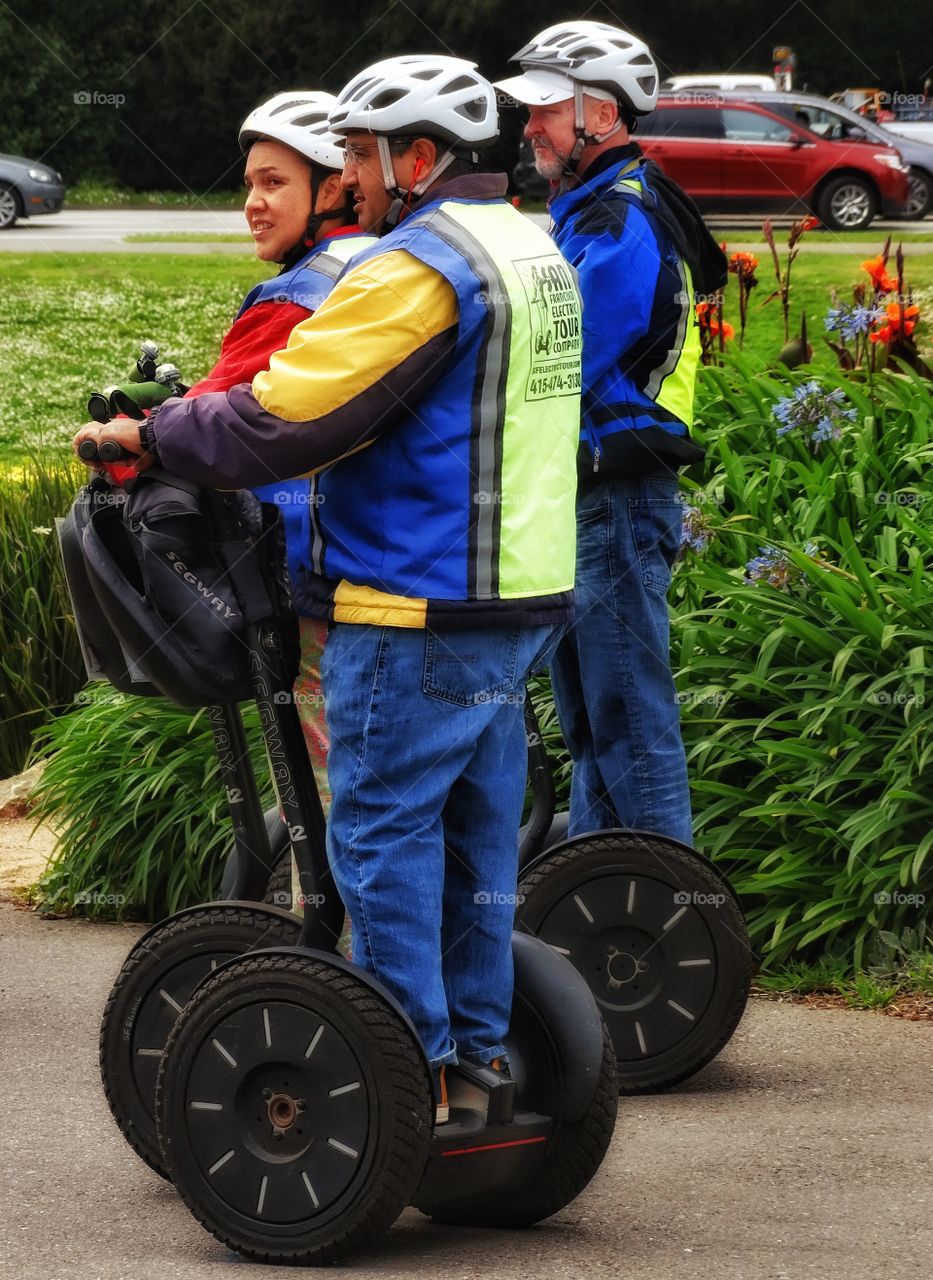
185, 92, 377, 814
82, 53, 583, 1127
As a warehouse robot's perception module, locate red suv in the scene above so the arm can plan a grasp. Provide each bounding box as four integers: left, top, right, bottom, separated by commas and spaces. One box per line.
637, 95, 909, 230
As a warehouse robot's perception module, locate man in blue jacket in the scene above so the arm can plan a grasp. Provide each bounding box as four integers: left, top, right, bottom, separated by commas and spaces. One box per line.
497, 21, 727, 846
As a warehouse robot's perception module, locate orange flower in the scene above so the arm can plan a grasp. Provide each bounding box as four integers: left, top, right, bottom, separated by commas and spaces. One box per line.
695, 302, 734, 339
729, 251, 760, 276
869, 301, 920, 344
861, 255, 898, 294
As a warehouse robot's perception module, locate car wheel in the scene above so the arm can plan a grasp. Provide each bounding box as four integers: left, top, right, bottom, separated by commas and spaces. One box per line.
0, 183, 20, 230
904, 168, 933, 220
817, 173, 878, 231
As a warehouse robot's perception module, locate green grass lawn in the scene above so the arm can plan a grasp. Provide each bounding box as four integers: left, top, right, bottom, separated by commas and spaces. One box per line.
124, 233, 253, 243
0, 249, 930, 460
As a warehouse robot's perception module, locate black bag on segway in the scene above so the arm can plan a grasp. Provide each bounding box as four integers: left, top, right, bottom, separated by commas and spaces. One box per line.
59, 470, 298, 707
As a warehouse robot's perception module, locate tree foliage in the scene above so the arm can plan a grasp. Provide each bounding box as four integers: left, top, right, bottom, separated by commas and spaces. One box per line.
1, 0, 930, 190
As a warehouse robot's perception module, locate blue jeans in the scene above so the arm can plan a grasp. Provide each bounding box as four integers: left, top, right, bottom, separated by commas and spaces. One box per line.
320, 621, 560, 1068
550, 472, 693, 846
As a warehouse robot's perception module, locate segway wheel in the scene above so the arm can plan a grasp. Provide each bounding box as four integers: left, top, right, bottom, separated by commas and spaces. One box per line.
155, 951, 434, 1266
263, 847, 294, 911
99, 904, 301, 1179
516, 833, 752, 1094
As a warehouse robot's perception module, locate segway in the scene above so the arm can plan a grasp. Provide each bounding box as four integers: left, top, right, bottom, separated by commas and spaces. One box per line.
262, 698, 753, 1095
59, 456, 323, 1178
64, 458, 618, 1262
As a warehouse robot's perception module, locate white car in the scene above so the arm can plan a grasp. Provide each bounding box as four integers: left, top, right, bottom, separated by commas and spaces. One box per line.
661, 74, 777, 94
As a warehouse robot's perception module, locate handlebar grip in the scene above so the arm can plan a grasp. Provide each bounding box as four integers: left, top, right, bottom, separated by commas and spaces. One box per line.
77, 439, 100, 462
86, 393, 112, 424
98, 439, 134, 463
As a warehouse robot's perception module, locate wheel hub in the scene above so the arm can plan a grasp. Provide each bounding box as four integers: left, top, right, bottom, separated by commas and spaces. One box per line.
264, 1088, 304, 1135
605, 946, 647, 989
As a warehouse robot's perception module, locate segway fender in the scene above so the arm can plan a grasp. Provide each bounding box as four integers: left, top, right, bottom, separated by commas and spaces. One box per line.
126, 899, 300, 954
510, 931, 606, 1123
521, 825, 745, 910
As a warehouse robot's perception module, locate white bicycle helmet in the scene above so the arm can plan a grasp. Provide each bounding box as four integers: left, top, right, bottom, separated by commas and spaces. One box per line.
238, 91, 344, 171
496, 21, 658, 168
329, 55, 498, 227
505, 21, 658, 115
329, 55, 498, 148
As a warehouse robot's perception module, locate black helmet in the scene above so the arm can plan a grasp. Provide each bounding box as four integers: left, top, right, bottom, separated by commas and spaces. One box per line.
59, 471, 298, 708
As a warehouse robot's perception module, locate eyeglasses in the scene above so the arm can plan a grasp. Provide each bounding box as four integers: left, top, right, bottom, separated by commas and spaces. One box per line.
341, 137, 414, 165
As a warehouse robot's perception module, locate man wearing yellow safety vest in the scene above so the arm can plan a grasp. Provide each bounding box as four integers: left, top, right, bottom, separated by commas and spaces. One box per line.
74, 55, 582, 1125
497, 21, 728, 849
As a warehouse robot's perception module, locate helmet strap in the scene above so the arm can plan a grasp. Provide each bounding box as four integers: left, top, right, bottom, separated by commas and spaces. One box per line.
278, 167, 353, 270
567, 83, 624, 171
377, 134, 457, 230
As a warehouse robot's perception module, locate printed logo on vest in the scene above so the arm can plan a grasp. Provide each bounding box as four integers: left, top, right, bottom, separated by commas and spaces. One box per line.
514, 257, 582, 401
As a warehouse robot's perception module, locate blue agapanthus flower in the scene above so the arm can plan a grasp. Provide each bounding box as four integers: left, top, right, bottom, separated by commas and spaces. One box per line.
773, 381, 857, 447
745, 541, 818, 589
680, 505, 714, 554
825, 303, 884, 341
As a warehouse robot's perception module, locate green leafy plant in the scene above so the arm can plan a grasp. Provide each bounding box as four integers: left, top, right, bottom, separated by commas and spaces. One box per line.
30, 689, 274, 919
0, 459, 86, 777
673, 355, 933, 969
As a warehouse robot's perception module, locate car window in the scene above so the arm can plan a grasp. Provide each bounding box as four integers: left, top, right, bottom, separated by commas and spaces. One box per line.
639, 106, 723, 138
722, 107, 794, 143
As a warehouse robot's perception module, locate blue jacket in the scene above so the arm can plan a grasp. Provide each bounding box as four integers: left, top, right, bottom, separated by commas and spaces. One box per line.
248, 231, 374, 585
548, 146, 706, 483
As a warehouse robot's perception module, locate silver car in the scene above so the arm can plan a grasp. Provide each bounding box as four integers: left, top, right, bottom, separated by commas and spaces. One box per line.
0, 153, 65, 229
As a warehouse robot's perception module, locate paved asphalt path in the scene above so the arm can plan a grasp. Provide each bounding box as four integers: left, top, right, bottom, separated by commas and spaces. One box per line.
0, 208, 931, 252
1, 900, 931, 1280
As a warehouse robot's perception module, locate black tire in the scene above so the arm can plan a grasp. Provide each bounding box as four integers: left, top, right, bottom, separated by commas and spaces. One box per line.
420, 1024, 617, 1228
817, 173, 877, 231
0, 183, 20, 230
155, 952, 433, 1266
99, 904, 301, 1179
516, 833, 752, 1094
263, 847, 294, 911
904, 168, 933, 220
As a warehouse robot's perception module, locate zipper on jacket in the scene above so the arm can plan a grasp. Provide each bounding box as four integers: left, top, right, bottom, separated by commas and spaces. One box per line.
593, 445, 600, 473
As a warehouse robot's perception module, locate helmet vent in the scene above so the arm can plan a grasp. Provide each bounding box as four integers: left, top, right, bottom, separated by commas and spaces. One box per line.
270, 98, 315, 115
371, 87, 408, 109
442, 75, 479, 95
456, 98, 486, 121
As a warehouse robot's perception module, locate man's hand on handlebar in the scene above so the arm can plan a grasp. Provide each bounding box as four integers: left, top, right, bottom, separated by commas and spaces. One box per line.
72, 419, 155, 473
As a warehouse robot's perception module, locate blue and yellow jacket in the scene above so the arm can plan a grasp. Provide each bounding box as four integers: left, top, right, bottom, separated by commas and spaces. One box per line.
147, 174, 582, 630
548, 145, 707, 483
